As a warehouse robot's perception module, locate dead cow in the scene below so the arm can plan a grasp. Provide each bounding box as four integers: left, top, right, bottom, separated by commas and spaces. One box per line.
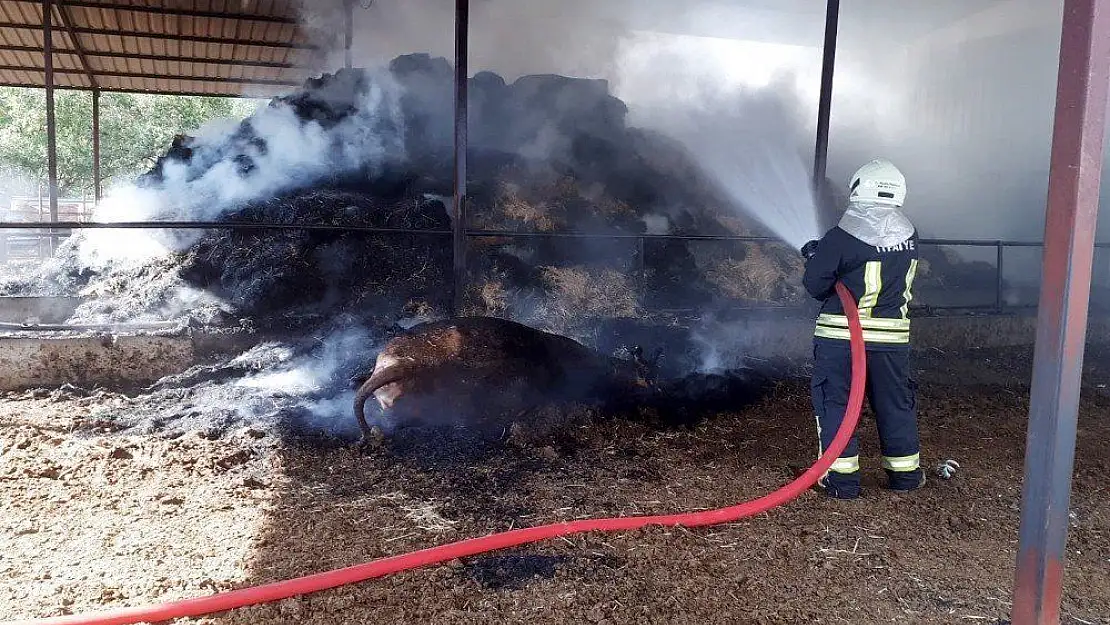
353, 316, 661, 440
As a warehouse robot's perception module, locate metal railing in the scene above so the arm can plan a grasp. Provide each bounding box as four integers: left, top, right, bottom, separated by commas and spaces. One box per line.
6, 195, 95, 222
1, 219, 1107, 315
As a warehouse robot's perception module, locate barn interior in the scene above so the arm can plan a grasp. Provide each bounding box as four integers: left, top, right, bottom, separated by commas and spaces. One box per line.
0, 1, 1108, 623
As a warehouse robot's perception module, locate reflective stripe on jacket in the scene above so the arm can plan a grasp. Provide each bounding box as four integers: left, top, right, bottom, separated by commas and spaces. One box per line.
802, 226, 920, 350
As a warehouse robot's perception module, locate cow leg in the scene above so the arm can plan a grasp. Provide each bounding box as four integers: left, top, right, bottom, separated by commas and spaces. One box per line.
357, 419, 387, 450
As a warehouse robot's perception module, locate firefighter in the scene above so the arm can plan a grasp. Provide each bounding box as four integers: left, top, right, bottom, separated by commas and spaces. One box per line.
800, 158, 924, 499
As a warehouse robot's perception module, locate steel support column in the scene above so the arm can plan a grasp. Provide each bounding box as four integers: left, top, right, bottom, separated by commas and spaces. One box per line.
344, 0, 353, 69
92, 89, 101, 203
43, 0, 59, 251
451, 0, 469, 315
813, 0, 839, 186
1012, 0, 1110, 623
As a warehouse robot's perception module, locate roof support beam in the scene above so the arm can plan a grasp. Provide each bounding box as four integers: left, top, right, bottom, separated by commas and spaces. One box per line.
1011, 0, 1110, 622
53, 1, 98, 88
3, 81, 276, 98
0, 22, 319, 50
92, 88, 100, 202
5, 0, 298, 24
43, 0, 59, 251
0, 44, 299, 69
0, 65, 301, 87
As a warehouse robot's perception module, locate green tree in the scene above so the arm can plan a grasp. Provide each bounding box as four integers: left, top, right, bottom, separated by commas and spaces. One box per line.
0, 87, 260, 198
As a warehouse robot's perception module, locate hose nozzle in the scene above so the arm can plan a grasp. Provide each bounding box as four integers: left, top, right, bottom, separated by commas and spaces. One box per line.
801, 240, 819, 260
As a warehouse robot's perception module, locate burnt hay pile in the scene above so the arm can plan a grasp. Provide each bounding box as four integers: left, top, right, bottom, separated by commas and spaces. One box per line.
4, 53, 815, 336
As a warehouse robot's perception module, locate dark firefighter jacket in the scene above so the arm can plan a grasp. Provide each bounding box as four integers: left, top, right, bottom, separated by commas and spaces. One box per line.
802, 226, 920, 350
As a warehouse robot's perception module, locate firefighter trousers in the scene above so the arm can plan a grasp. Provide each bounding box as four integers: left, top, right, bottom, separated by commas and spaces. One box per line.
810, 341, 922, 495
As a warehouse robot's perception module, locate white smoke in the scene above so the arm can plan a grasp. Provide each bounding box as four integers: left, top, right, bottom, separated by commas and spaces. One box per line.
234, 326, 375, 433
142, 326, 378, 437
641, 214, 670, 235
301, 0, 826, 249
75, 68, 407, 268
689, 314, 773, 374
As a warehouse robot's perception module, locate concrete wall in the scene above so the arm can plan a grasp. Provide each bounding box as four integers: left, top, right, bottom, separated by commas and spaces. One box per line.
0, 333, 254, 391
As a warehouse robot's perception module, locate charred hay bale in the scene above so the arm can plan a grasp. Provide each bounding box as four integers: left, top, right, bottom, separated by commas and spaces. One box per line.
462, 239, 548, 318
490, 266, 639, 337
463, 252, 640, 336
495, 74, 628, 163
179, 229, 451, 328
220, 187, 450, 231
468, 162, 641, 233
620, 129, 754, 237
642, 239, 716, 310
468, 71, 510, 149
917, 247, 997, 289
388, 53, 455, 156
464, 234, 643, 322
279, 67, 371, 127
702, 242, 807, 305
476, 280, 512, 316
539, 266, 640, 320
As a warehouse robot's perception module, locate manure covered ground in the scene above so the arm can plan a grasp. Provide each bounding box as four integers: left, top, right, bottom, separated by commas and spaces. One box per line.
2, 345, 1109, 625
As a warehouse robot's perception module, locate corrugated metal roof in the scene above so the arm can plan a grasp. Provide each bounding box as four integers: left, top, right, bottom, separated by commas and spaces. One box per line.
0, 0, 328, 97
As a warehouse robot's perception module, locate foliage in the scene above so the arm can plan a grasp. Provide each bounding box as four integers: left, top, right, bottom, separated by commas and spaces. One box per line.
0, 87, 260, 197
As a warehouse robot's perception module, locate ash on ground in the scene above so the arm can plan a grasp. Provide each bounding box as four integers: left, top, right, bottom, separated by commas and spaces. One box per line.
56, 326, 375, 442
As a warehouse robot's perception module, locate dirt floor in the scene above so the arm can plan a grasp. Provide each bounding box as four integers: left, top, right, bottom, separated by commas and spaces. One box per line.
2, 345, 1109, 625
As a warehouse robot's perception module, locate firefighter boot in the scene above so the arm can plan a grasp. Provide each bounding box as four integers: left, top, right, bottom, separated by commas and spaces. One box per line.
886, 467, 926, 491
821, 471, 861, 500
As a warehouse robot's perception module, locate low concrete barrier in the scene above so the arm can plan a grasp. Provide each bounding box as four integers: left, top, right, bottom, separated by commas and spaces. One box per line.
0, 332, 256, 391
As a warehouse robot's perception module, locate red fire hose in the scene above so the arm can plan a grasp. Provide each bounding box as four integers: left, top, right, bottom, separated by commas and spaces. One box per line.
6, 283, 866, 625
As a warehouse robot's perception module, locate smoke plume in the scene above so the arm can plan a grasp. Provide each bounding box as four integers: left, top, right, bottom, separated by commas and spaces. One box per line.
72, 68, 405, 272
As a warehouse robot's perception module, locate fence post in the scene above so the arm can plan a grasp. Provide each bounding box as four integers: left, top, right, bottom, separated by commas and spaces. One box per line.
637, 237, 646, 293
450, 0, 469, 315
92, 88, 101, 203
44, 0, 59, 255
996, 241, 1005, 311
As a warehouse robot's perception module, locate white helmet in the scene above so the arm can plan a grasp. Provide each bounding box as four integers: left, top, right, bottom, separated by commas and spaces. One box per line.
848, 158, 906, 207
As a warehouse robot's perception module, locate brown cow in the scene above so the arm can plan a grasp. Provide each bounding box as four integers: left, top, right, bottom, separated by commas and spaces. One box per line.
353, 316, 661, 440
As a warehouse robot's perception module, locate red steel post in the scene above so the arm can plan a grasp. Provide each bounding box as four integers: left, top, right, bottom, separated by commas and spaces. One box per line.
1012, 0, 1110, 622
